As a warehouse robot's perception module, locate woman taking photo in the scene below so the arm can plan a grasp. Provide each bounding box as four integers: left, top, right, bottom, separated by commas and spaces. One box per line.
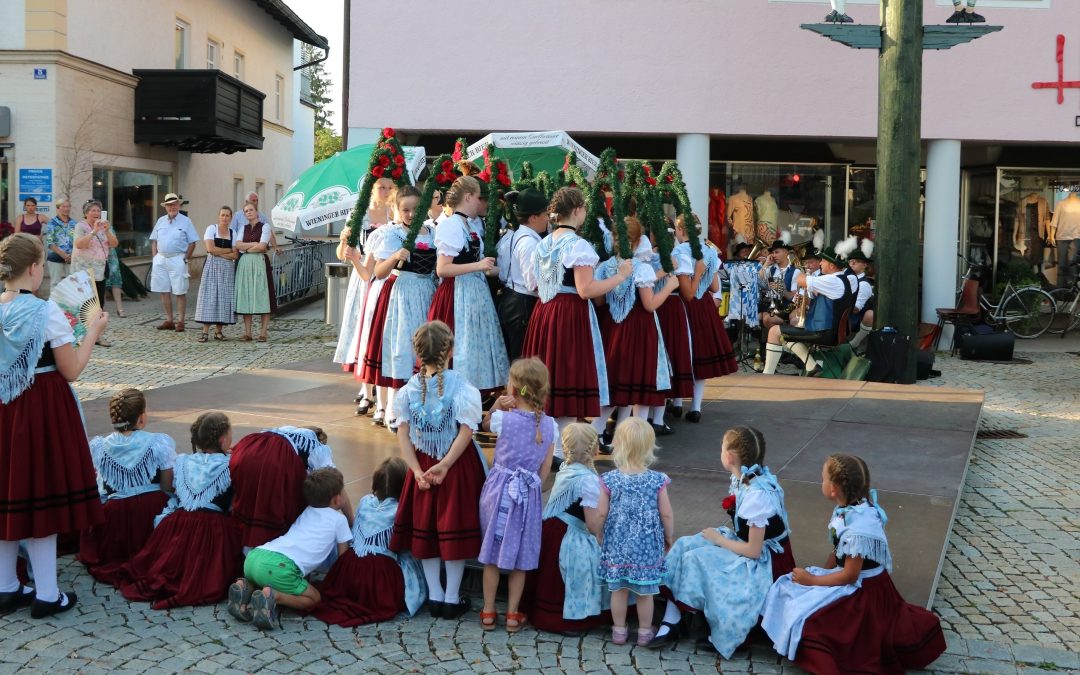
195, 206, 239, 342
0, 233, 108, 618
71, 200, 118, 347
234, 203, 273, 342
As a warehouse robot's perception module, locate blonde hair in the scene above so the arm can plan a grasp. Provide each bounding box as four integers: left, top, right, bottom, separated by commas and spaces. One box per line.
370, 177, 397, 209
412, 321, 454, 405
0, 233, 43, 281
507, 358, 550, 444
444, 176, 481, 209
561, 423, 598, 468
611, 417, 656, 471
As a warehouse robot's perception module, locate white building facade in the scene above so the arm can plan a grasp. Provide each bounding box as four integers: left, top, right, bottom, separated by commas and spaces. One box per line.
0, 0, 323, 262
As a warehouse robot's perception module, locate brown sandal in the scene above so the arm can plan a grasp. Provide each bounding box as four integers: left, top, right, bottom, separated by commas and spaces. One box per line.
241, 334, 253, 342
197, 332, 208, 343
257, 334, 267, 343
480, 610, 497, 631
505, 611, 527, 633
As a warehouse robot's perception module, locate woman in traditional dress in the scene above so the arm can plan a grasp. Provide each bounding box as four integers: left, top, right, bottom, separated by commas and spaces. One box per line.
0, 233, 107, 618
234, 203, 273, 342
195, 206, 239, 342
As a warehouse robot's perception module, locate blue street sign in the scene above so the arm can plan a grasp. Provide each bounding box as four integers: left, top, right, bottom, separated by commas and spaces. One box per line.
19, 168, 52, 194
33, 68, 46, 80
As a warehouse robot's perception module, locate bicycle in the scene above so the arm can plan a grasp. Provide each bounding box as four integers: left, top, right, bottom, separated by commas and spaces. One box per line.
959, 257, 1057, 338
275, 234, 325, 303
1048, 278, 1080, 337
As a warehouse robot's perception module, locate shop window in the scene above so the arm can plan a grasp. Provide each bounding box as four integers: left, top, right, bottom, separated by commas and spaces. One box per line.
92, 167, 173, 258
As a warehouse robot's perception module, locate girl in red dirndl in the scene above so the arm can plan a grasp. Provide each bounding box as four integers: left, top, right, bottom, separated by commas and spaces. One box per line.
117, 413, 244, 610
312, 457, 426, 626
761, 454, 946, 675
0, 233, 108, 618
230, 425, 339, 549
79, 389, 176, 586
649, 233, 695, 434
389, 320, 485, 621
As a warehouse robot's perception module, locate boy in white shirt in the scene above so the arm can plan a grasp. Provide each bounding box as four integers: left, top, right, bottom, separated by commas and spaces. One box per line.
229, 467, 353, 629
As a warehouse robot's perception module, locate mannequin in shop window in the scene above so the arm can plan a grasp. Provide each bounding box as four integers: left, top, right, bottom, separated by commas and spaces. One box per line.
755, 190, 778, 245
708, 188, 726, 253
1012, 192, 1051, 267
1052, 191, 1080, 288
727, 186, 755, 247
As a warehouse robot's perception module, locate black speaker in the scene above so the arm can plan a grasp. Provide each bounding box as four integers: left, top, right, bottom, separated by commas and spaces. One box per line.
959, 330, 1015, 361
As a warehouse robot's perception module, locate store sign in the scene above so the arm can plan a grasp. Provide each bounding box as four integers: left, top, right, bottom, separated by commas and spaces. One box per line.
18, 168, 52, 205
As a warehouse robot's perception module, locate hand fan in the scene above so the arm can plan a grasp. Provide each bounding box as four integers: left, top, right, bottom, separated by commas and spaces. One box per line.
49, 270, 101, 345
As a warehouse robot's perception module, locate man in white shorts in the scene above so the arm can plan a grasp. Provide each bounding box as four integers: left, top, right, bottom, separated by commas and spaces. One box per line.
150, 193, 200, 332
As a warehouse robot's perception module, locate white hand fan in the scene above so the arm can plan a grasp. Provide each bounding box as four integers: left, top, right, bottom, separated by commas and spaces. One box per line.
49, 270, 101, 344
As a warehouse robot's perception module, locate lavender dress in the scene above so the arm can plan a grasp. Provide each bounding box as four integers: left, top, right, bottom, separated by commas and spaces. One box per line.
477, 409, 556, 570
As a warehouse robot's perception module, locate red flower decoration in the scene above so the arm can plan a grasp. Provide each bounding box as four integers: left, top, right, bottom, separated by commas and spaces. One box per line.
379, 154, 391, 168
478, 170, 491, 183
722, 494, 736, 512
666, 175, 675, 183
382, 127, 396, 138
390, 167, 404, 179
645, 177, 658, 186
498, 175, 511, 187
372, 166, 386, 179
437, 172, 455, 184
441, 160, 454, 172
415, 241, 431, 250
394, 155, 405, 166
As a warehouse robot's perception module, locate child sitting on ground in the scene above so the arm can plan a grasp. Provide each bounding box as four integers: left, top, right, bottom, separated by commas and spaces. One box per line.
229, 467, 353, 630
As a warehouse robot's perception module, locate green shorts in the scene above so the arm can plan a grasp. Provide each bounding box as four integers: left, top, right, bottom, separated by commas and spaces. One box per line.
244, 548, 309, 596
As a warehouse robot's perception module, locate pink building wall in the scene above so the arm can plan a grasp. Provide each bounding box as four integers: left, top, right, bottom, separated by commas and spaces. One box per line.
349, 0, 1077, 144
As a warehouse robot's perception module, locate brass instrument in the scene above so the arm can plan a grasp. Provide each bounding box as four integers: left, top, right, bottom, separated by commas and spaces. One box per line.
787, 238, 813, 328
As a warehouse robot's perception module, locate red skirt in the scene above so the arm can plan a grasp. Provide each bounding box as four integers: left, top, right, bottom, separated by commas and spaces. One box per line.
521, 517, 611, 634
390, 447, 484, 560
427, 277, 455, 332
116, 509, 243, 610
0, 370, 103, 539
78, 490, 170, 586
770, 537, 797, 580
601, 302, 666, 407
521, 294, 603, 419
310, 550, 406, 627
795, 571, 947, 675
359, 275, 397, 386
230, 432, 307, 548
655, 297, 695, 399
685, 295, 737, 380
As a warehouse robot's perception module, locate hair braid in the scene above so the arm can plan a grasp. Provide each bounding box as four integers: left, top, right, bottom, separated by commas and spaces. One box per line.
418, 369, 428, 406
534, 411, 543, 445
827, 453, 870, 505
190, 412, 231, 454
108, 388, 146, 432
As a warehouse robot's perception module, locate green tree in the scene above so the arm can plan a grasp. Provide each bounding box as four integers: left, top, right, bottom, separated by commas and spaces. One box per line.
301, 44, 334, 132
314, 127, 342, 163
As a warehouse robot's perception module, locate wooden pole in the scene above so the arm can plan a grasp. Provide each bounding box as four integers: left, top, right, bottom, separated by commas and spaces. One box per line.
875, 0, 923, 384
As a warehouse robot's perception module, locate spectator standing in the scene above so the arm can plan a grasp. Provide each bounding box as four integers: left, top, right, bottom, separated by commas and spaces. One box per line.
230, 192, 279, 254
195, 207, 239, 342
44, 198, 77, 284
14, 197, 46, 239
72, 200, 118, 347
149, 194, 199, 332
234, 203, 273, 342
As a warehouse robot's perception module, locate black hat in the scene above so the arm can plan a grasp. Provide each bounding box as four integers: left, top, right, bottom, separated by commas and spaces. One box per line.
734, 242, 753, 256
768, 240, 790, 252
506, 188, 548, 218
803, 248, 822, 260
847, 238, 875, 263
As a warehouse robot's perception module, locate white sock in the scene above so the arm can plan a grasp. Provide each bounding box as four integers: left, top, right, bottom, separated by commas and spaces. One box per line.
655, 600, 682, 637
691, 381, 705, 413
25, 535, 58, 602
763, 343, 784, 375
0, 540, 20, 592
443, 559, 466, 604
789, 342, 816, 371
833, 0, 846, 13
386, 387, 396, 420
849, 323, 873, 349
590, 406, 615, 435
670, 397, 683, 409
359, 384, 370, 400
616, 406, 632, 424
650, 406, 666, 426
633, 404, 650, 419
421, 558, 445, 602
375, 386, 385, 412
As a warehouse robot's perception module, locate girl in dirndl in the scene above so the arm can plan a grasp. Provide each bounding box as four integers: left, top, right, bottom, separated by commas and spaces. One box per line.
229, 425, 340, 550
648, 233, 694, 435
477, 358, 557, 633
596, 216, 679, 429
761, 454, 946, 675
234, 204, 273, 342
672, 214, 737, 423
520, 187, 631, 439
389, 321, 485, 621
195, 206, 239, 341
79, 389, 176, 586
311, 457, 426, 627
379, 191, 439, 427
521, 423, 611, 636
648, 426, 795, 656
117, 413, 243, 610
0, 233, 107, 618
427, 176, 509, 394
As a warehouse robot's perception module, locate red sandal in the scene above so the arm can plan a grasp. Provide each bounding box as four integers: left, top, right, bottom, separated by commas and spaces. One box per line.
505, 611, 527, 633
480, 610, 497, 631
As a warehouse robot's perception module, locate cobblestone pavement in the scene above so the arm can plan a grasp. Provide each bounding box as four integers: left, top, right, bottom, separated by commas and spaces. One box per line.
1, 311, 1078, 673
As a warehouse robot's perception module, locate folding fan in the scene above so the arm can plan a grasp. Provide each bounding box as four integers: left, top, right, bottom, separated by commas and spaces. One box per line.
49, 270, 101, 344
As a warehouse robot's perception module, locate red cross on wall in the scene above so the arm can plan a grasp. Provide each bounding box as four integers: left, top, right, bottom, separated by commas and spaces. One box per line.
1031, 34, 1080, 105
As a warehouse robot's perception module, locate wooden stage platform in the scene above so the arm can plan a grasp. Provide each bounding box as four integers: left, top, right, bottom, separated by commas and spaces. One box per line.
81, 359, 983, 609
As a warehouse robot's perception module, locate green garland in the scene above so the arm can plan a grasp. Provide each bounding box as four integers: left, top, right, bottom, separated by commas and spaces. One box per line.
403, 154, 456, 253
618, 161, 672, 272
477, 145, 512, 260
345, 127, 410, 247
519, 162, 534, 182
534, 171, 555, 200
582, 148, 618, 259
656, 161, 703, 261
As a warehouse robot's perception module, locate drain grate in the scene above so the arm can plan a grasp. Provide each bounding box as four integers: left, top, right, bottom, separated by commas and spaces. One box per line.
976, 429, 1028, 440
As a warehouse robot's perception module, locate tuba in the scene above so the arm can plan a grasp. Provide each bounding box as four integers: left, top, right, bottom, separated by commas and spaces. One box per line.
787, 238, 812, 328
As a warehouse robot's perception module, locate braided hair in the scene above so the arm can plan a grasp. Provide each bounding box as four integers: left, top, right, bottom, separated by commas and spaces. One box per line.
412, 321, 454, 406
508, 358, 550, 444
561, 423, 599, 469
190, 412, 231, 454
548, 187, 586, 225
723, 426, 767, 483
108, 388, 146, 432
825, 453, 872, 505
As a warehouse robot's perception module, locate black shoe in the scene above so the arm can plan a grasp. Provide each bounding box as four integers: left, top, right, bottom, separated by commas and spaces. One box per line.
695, 636, 718, 654
427, 600, 445, 618
651, 423, 674, 437
0, 584, 34, 614
560, 629, 586, 638
837, 13, 853, 23
805, 365, 823, 378
965, 11, 985, 22
602, 427, 614, 445
599, 443, 614, 456
30, 591, 76, 619
824, 9, 839, 22
685, 410, 702, 424
946, 10, 965, 23
442, 597, 471, 619
355, 398, 372, 416
666, 404, 683, 420
645, 622, 681, 650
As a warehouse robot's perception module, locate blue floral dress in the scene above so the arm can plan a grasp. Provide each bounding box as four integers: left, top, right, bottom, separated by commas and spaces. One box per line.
597, 468, 670, 595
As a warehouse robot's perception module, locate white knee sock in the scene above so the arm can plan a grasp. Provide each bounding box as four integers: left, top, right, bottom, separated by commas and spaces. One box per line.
421, 558, 445, 602
375, 386, 385, 412
616, 406, 632, 424
0, 540, 20, 592
655, 600, 683, 637
386, 387, 397, 420
789, 342, 816, 371
763, 343, 784, 375
650, 406, 666, 426
691, 380, 706, 413
670, 397, 683, 409
590, 406, 615, 435
359, 383, 370, 400
849, 323, 873, 349
443, 559, 466, 604
832, 0, 846, 13
25, 535, 58, 602
633, 404, 650, 419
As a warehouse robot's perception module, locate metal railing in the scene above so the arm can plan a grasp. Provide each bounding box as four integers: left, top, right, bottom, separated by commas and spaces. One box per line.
272, 237, 335, 307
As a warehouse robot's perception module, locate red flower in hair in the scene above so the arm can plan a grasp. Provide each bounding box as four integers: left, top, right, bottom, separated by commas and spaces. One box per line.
478, 170, 491, 183
390, 167, 404, 180
722, 494, 736, 512
372, 166, 386, 179
498, 175, 511, 187
382, 127, 395, 138
379, 154, 391, 168
394, 155, 405, 166
441, 160, 454, 173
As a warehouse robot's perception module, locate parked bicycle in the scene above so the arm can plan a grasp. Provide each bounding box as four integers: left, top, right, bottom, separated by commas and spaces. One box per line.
1049, 278, 1080, 337
959, 257, 1056, 339
274, 234, 326, 304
